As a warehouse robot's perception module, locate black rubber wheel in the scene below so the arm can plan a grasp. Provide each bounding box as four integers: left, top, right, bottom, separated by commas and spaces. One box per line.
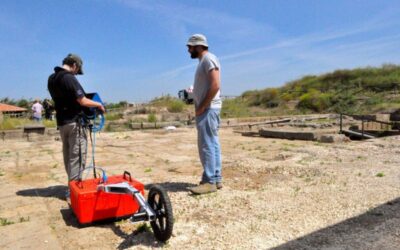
147, 185, 174, 242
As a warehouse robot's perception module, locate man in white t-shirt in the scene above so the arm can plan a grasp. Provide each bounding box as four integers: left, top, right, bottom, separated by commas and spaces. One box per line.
186, 34, 223, 195
31, 99, 43, 122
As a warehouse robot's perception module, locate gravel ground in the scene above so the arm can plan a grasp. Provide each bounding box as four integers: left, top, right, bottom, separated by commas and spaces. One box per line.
0, 127, 400, 249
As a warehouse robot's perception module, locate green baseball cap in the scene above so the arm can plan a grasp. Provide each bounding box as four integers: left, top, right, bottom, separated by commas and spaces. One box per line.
63, 53, 84, 75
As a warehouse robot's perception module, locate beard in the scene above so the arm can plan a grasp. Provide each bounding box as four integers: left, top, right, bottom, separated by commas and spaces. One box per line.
190, 50, 199, 59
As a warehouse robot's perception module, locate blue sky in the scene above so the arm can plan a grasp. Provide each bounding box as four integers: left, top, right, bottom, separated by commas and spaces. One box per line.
1, 0, 400, 103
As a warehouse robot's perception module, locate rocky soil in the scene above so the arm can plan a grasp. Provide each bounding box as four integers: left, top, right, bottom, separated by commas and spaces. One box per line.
0, 127, 400, 249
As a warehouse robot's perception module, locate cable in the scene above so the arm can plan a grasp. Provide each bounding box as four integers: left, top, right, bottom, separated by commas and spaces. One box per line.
80, 166, 108, 183
84, 111, 105, 132
80, 109, 106, 181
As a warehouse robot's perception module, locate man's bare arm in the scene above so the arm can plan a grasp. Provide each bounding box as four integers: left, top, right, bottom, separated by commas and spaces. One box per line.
196, 68, 220, 116
77, 96, 106, 113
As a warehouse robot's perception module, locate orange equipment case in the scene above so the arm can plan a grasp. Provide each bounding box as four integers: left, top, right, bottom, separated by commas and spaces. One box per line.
69, 173, 145, 224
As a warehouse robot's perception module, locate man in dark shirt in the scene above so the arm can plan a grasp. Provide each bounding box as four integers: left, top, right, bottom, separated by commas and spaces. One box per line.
42, 98, 54, 120
48, 54, 105, 195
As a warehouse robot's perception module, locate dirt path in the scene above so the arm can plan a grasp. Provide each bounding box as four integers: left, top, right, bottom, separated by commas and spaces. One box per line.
1, 128, 400, 249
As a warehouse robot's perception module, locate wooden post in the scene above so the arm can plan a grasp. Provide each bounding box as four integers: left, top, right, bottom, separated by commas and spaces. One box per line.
361, 115, 364, 138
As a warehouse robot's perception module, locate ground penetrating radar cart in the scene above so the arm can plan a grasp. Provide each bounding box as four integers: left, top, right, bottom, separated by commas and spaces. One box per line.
69, 93, 174, 242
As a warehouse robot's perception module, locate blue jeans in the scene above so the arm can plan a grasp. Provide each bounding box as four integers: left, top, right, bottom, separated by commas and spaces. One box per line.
196, 108, 222, 184
33, 117, 42, 122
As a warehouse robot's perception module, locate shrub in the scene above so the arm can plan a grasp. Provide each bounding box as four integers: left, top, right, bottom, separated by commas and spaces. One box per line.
0, 217, 14, 226
167, 100, 185, 113
42, 119, 57, 128
105, 112, 124, 121
147, 113, 157, 122
241, 90, 261, 106
0, 118, 31, 130
331, 89, 358, 114
105, 101, 128, 109
280, 92, 294, 102
365, 96, 383, 106
259, 88, 279, 108
221, 98, 252, 118
297, 89, 332, 112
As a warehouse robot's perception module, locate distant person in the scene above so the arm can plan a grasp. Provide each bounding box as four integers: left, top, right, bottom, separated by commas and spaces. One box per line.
47, 53, 105, 200
31, 99, 43, 122
43, 98, 54, 120
186, 34, 223, 195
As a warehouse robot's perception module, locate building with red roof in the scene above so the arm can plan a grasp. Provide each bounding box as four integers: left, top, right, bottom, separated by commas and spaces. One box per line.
0, 103, 28, 117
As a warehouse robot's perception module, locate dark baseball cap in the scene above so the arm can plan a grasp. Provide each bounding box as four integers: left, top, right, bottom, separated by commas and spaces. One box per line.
62, 53, 84, 75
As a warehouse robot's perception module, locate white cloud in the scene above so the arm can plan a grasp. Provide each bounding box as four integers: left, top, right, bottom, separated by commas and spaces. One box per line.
117, 0, 274, 41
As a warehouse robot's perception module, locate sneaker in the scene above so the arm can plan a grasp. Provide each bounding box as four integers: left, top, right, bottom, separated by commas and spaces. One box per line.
189, 183, 217, 195
200, 181, 223, 190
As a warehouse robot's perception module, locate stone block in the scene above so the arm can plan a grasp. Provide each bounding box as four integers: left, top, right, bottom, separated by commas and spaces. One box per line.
318, 134, 350, 143
259, 129, 318, 141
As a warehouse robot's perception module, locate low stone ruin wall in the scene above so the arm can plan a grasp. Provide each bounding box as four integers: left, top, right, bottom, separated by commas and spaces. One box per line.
0, 127, 58, 141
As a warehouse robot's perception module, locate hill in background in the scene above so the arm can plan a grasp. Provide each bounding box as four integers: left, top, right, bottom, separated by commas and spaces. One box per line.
222, 64, 400, 118
2, 64, 400, 121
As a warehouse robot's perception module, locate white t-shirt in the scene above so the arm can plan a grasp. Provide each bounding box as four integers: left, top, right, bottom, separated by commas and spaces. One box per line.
193, 52, 222, 109
32, 102, 43, 118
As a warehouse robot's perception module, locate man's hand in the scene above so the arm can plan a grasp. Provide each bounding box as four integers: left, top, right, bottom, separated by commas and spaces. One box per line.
195, 106, 205, 117
97, 104, 106, 113
77, 96, 106, 113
